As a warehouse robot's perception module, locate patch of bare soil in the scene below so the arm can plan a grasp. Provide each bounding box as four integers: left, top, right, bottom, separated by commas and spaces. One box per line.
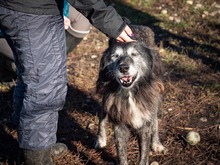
0, 0, 219, 165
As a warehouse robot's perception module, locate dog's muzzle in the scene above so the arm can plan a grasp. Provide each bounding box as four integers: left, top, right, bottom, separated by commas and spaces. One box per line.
118, 63, 137, 87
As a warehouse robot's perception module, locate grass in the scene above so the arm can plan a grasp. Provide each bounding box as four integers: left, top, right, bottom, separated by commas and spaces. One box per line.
160, 46, 203, 75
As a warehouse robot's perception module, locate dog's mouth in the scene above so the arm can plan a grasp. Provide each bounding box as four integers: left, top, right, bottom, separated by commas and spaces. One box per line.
119, 74, 137, 87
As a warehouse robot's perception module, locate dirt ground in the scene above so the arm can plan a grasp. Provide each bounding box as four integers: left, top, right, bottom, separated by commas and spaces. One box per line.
0, 0, 219, 165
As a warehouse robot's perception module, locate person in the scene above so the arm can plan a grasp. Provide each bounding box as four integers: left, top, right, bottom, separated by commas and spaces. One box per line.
0, 1, 134, 71
0, 4, 91, 72
63, 1, 92, 53
0, 0, 134, 164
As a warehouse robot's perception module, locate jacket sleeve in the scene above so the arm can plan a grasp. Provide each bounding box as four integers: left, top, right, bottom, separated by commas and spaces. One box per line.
68, 0, 127, 39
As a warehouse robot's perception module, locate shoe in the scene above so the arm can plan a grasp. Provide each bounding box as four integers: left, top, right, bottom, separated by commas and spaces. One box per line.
23, 147, 53, 165
20, 143, 68, 165
50, 143, 68, 159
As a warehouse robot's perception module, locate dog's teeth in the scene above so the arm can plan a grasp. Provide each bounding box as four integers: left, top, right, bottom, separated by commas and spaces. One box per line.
119, 75, 137, 87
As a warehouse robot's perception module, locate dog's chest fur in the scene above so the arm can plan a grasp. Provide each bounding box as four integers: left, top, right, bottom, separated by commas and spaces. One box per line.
127, 92, 152, 128
104, 86, 157, 129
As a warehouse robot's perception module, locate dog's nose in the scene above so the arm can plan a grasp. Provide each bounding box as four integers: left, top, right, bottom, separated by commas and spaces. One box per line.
119, 63, 129, 73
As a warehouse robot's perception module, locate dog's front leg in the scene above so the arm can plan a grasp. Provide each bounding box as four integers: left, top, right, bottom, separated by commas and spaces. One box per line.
138, 123, 151, 165
95, 112, 108, 148
114, 124, 130, 165
151, 115, 166, 153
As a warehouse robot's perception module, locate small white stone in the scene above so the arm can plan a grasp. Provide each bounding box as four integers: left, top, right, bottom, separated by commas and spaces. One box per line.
202, 14, 206, 18
169, 16, 174, 21
186, 0, 193, 5
195, 4, 202, 9
150, 161, 159, 165
200, 117, 207, 122
174, 18, 181, 23
161, 9, 167, 15
91, 55, 98, 59
83, 36, 88, 40
90, 63, 96, 67
168, 108, 173, 112
203, 11, 209, 16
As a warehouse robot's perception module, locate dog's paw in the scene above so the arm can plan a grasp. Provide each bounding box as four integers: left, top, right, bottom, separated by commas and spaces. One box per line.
151, 142, 167, 154
95, 137, 107, 149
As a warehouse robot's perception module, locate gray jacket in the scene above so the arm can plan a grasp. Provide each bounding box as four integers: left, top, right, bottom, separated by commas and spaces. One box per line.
0, 0, 126, 39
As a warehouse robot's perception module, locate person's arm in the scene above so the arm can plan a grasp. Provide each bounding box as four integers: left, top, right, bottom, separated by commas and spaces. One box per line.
68, 0, 133, 42
63, 0, 70, 30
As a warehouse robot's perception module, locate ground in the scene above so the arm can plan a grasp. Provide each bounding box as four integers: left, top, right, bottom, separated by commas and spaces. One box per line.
0, 0, 219, 165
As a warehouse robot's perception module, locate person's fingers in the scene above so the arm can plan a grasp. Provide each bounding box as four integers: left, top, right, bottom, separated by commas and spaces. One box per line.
64, 16, 71, 30
116, 37, 124, 42
116, 25, 135, 42
117, 30, 134, 42
124, 25, 133, 37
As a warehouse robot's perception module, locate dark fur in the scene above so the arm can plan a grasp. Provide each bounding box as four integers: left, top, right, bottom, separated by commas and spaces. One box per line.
95, 26, 166, 165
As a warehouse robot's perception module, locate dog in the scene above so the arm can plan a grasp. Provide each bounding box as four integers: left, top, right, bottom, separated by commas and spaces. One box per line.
95, 25, 166, 165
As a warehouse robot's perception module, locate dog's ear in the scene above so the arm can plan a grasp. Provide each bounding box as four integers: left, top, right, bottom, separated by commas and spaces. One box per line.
130, 25, 156, 47
108, 37, 117, 47
140, 43, 162, 79
99, 66, 113, 82
97, 49, 113, 82
96, 67, 113, 94
96, 50, 114, 94
150, 49, 163, 78
96, 66, 106, 94
138, 43, 154, 67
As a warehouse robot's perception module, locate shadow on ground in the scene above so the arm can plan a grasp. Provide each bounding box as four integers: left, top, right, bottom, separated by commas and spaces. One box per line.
109, 0, 220, 72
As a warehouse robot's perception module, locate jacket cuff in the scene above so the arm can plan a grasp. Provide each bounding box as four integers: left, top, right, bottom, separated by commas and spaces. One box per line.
68, 0, 128, 39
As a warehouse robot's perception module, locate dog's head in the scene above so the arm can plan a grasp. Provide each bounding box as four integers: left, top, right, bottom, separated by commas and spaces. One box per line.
97, 41, 159, 93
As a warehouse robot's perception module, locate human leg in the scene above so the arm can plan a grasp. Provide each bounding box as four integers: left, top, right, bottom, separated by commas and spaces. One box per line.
0, 6, 68, 164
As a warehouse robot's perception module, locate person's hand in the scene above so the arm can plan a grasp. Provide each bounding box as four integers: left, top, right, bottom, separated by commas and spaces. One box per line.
64, 16, 71, 30
116, 25, 134, 42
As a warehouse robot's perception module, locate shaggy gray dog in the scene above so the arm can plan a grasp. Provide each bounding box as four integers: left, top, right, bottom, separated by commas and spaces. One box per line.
95, 25, 166, 165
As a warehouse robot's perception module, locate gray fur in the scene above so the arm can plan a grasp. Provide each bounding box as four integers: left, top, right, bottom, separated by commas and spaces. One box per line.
96, 26, 166, 165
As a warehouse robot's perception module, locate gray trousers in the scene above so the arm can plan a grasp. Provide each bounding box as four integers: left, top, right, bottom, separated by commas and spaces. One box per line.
0, 6, 67, 150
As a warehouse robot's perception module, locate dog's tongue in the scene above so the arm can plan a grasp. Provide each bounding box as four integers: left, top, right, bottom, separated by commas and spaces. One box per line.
121, 76, 132, 82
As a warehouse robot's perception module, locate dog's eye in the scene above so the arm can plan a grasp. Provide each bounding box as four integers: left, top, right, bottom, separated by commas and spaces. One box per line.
111, 54, 120, 59
131, 53, 137, 56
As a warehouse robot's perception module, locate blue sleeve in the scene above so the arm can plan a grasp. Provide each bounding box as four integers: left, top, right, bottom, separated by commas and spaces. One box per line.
63, 0, 69, 17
